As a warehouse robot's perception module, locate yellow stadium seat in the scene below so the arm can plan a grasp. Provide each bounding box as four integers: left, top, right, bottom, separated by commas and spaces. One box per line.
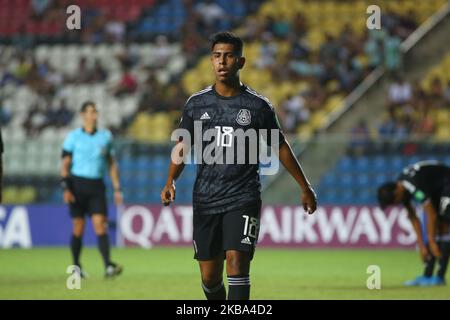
435, 126, 450, 141
296, 124, 313, 141
3, 187, 18, 204
17, 187, 37, 204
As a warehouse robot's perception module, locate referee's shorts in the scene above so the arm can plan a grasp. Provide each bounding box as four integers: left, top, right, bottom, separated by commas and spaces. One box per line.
68, 175, 108, 218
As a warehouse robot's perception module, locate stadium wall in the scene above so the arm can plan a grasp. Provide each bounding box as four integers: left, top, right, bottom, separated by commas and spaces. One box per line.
0, 205, 416, 249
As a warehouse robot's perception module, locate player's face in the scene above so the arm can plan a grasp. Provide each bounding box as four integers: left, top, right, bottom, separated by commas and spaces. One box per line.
81, 105, 98, 127
211, 43, 245, 82
394, 183, 405, 204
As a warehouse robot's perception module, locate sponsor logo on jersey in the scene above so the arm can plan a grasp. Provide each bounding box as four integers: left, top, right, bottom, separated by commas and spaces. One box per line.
200, 112, 211, 120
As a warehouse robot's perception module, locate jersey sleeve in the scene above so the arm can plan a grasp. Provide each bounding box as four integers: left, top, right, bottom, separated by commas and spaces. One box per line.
62, 131, 75, 157
178, 99, 195, 145
400, 177, 428, 203
262, 100, 286, 148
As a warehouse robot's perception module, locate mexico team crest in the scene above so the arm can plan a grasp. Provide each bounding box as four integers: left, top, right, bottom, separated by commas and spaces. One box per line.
236, 109, 251, 126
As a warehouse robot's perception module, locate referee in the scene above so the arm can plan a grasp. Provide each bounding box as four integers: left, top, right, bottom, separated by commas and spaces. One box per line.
61, 101, 123, 279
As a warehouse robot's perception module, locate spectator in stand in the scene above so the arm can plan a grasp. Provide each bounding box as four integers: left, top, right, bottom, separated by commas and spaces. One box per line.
72, 57, 91, 84
272, 13, 290, 39
255, 32, 278, 69
104, 19, 126, 43
414, 109, 435, 136
0, 101, 12, 126
195, 0, 228, 29
429, 77, 445, 108
31, 0, 52, 21
153, 35, 172, 69
387, 75, 412, 110
349, 119, 372, 155
281, 94, 309, 133
113, 67, 137, 97
384, 28, 402, 72
53, 99, 74, 128
88, 60, 108, 83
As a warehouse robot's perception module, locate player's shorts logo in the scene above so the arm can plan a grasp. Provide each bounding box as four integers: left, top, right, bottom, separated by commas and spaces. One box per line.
236, 109, 251, 126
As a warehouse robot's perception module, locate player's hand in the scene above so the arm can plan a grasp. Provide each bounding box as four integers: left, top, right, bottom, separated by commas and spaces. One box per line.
418, 244, 431, 262
301, 186, 317, 214
429, 240, 441, 258
161, 182, 175, 206
63, 190, 75, 204
114, 190, 123, 205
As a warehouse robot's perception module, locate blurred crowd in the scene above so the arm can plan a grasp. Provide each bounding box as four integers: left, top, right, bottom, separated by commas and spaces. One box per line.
379, 75, 450, 138
269, 9, 419, 133
0, 0, 428, 138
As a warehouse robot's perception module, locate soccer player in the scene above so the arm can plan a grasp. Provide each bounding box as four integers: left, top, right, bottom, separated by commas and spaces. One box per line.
378, 160, 450, 286
161, 32, 317, 300
61, 101, 123, 279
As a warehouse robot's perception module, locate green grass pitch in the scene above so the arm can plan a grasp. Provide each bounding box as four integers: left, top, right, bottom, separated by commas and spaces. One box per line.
0, 247, 449, 299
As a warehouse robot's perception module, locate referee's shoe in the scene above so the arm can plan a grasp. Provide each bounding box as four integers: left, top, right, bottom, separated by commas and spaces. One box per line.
105, 263, 123, 279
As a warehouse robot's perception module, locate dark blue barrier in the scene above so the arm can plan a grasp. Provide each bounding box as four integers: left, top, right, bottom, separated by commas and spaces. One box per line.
0, 205, 117, 248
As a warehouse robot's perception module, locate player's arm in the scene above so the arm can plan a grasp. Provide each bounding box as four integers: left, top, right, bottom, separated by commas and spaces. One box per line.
162, 99, 193, 206
278, 141, 317, 214
423, 199, 441, 257
60, 153, 75, 204
107, 154, 123, 205
404, 202, 429, 261
161, 142, 186, 206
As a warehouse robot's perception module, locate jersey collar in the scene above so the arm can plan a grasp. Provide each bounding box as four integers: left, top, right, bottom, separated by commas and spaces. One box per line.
82, 127, 97, 135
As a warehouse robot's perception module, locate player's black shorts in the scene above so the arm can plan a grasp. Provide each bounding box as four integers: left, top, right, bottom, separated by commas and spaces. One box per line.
192, 202, 261, 261
69, 175, 107, 218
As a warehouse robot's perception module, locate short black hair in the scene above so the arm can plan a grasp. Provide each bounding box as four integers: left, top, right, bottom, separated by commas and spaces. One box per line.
210, 32, 243, 57
80, 101, 96, 113
377, 182, 397, 209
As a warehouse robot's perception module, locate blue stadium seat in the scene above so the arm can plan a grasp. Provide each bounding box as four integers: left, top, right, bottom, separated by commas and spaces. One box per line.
340, 173, 354, 188
372, 156, 388, 172
355, 156, 370, 171
320, 173, 337, 188
340, 190, 354, 205
355, 174, 370, 188
337, 156, 353, 172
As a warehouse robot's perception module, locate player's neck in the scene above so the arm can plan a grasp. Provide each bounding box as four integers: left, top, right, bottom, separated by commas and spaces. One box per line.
83, 125, 97, 134
214, 78, 242, 97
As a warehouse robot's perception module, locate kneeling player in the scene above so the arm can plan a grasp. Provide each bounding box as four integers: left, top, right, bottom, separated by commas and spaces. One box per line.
377, 160, 450, 286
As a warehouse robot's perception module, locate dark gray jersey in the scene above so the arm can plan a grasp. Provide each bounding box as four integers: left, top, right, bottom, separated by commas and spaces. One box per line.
398, 161, 450, 204
179, 84, 285, 214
